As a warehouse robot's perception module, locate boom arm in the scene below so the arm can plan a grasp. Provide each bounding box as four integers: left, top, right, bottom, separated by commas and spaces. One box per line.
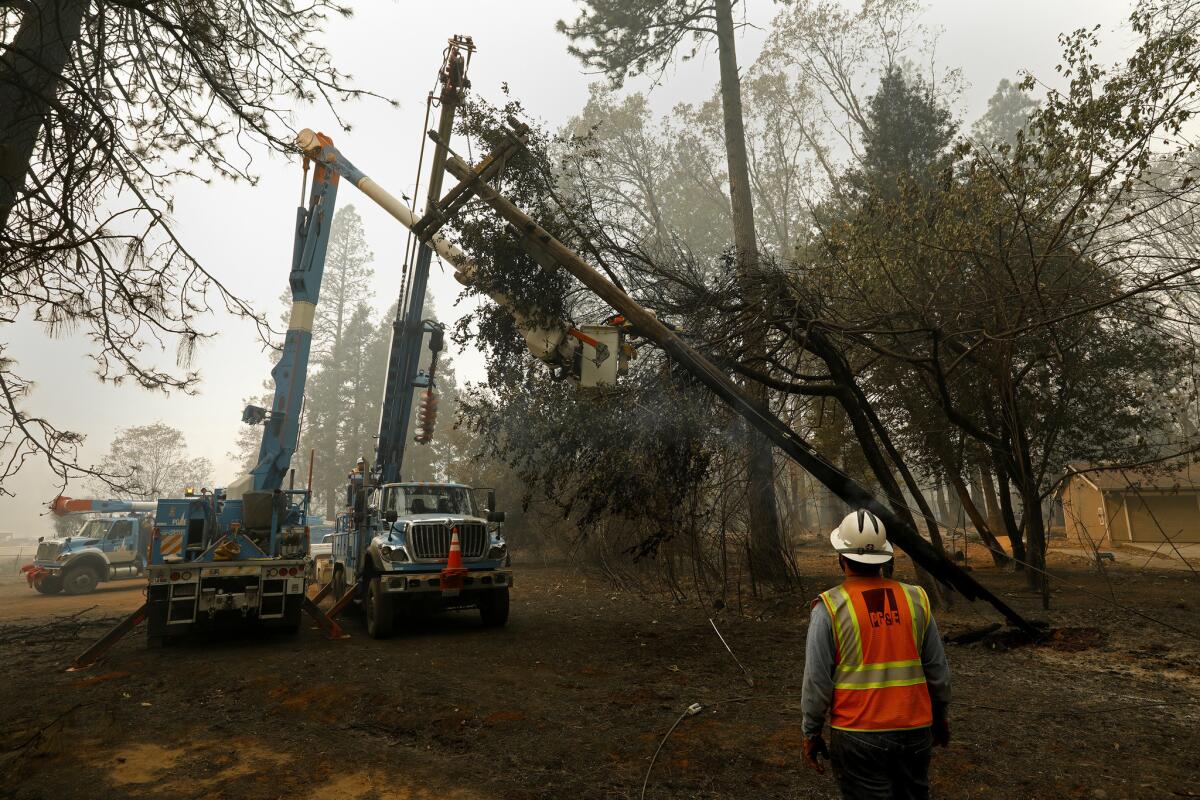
245, 133, 340, 492
49, 496, 157, 516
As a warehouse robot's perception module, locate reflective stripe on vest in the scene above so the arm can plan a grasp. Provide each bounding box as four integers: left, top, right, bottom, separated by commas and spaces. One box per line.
819, 578, 933, 732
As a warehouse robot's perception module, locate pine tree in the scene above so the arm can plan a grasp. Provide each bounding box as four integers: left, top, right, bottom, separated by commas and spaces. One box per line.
845, 66, 957, 201
297, 205, 375, 518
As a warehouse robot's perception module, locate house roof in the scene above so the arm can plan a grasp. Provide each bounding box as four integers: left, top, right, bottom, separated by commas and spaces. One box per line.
1066, 463, 1200, 493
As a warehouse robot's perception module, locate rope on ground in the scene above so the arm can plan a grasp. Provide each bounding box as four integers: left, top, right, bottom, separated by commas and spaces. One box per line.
640, 703, 701, 800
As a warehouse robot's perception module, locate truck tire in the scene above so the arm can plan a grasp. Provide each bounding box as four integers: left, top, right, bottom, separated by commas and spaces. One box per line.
33, 574, 63, 595
63, 564, 100, 595
478, 587, 510, 628
365, 577, 394, 639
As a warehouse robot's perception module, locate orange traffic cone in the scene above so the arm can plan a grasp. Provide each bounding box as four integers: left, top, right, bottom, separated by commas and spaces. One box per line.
441, 526, 468, 590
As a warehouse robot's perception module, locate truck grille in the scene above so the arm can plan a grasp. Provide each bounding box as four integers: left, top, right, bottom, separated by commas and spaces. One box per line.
36, 542, 59, 561
409, 522, 486, 560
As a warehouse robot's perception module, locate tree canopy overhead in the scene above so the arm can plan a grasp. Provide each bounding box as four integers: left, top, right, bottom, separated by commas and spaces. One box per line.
0, 0, 375, 494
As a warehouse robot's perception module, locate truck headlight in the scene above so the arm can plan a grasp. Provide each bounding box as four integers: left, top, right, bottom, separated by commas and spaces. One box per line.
56, 552, 70, 561
487, 543, 507, 560
381, 546, 410, 564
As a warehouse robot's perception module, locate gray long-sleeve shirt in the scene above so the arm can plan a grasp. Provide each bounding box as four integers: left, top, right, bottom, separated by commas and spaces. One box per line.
801, 589, 951, 737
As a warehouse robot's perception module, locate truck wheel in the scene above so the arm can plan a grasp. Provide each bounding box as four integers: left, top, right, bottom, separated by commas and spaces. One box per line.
33, 574, 63, 595
63, 565, 99, 595
478, 587, 510, 628
365, 577, 394, 639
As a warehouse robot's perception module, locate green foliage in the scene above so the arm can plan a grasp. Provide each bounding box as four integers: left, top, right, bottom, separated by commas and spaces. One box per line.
844, 66, 956, 200
805, 10, 1200, 528
971, 79, 1039, 151
449, 95, 578, 386
557, 0, 720, 86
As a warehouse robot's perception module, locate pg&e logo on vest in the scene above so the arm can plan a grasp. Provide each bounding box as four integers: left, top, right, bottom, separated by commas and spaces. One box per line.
862, 587, 902, 628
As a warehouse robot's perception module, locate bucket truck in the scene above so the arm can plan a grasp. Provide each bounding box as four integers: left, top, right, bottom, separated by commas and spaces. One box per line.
69, 132, 350, 666
21, 497, 157, 595
314, 37, 524, 638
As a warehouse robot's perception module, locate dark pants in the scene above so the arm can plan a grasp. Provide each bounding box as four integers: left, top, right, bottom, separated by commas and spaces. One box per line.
830, 727, 932, 800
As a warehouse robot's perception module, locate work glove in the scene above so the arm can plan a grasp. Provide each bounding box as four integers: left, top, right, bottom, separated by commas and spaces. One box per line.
802, 734, 830, 774
932, 716, 950, 747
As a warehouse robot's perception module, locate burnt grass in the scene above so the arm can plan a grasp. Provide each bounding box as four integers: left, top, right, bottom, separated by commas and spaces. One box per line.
0, 544, 1196, 799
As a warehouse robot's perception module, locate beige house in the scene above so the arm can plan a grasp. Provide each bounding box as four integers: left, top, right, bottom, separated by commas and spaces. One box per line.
1058, 465, 1200, 549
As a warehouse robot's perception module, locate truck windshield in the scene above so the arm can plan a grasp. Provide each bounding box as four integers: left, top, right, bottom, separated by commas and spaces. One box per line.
76, 520, 108, 540
385, 485, 477, 516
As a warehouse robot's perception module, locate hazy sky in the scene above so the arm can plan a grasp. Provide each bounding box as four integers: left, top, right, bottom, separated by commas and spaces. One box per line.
0, 0, 1134, 537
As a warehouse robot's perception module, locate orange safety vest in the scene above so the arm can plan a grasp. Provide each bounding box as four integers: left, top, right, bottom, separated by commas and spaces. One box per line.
816, 577, 933, 732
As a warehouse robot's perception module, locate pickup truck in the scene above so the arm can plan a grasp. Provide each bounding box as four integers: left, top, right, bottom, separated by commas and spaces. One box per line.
22, 516, 149, 594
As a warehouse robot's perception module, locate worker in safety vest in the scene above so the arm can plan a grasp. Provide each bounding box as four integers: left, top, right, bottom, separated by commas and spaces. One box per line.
801, 510, 951, 799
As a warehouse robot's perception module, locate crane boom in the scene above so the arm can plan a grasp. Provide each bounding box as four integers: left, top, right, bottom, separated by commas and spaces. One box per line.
49, 496, 157, 516
243, 133, 340, 493
372, 40, 467, 484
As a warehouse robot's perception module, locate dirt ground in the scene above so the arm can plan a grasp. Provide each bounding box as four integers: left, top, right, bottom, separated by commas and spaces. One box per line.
0, 543, 1197, 800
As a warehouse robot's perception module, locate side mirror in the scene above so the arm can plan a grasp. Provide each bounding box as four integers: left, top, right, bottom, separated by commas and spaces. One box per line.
487, 490, 496, 512
384, 509, 398, 524
487, 510, 506, 524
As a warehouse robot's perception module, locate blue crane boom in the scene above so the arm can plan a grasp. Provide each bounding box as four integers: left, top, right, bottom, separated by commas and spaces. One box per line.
246, 134, 341, 492
373, 38, 471, 484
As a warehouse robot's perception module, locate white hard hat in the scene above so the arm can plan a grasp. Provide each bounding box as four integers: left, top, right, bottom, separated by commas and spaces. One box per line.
831, 509, 894, 564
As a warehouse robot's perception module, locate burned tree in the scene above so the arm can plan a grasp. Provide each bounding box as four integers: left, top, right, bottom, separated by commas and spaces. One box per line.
0, 0, 372, 492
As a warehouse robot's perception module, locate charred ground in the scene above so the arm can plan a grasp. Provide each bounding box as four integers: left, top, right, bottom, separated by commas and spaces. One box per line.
0, 546, 1196, 800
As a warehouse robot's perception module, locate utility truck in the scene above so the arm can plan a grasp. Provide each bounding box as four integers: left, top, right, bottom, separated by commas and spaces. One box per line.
22, 497, 156, 594
69, 118, 351, 664
129, 121, 353, 643
311, 37, 520, 637
333, 481, 510, 637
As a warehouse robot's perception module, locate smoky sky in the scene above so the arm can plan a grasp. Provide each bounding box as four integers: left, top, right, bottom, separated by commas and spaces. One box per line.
0, 0, 1132, 537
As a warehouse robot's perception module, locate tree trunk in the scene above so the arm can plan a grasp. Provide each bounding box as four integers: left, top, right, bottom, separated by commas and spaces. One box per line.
993, 456, 1027, 569
947, 471, 1010, 568
0, 0, 89, 232
979, 463, 1005, 537
934, 483, 952, 532
713, 0, 785, 582
1013, 424, 1049, 605
846, 379, 945, 555
818, 376, 945, 605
